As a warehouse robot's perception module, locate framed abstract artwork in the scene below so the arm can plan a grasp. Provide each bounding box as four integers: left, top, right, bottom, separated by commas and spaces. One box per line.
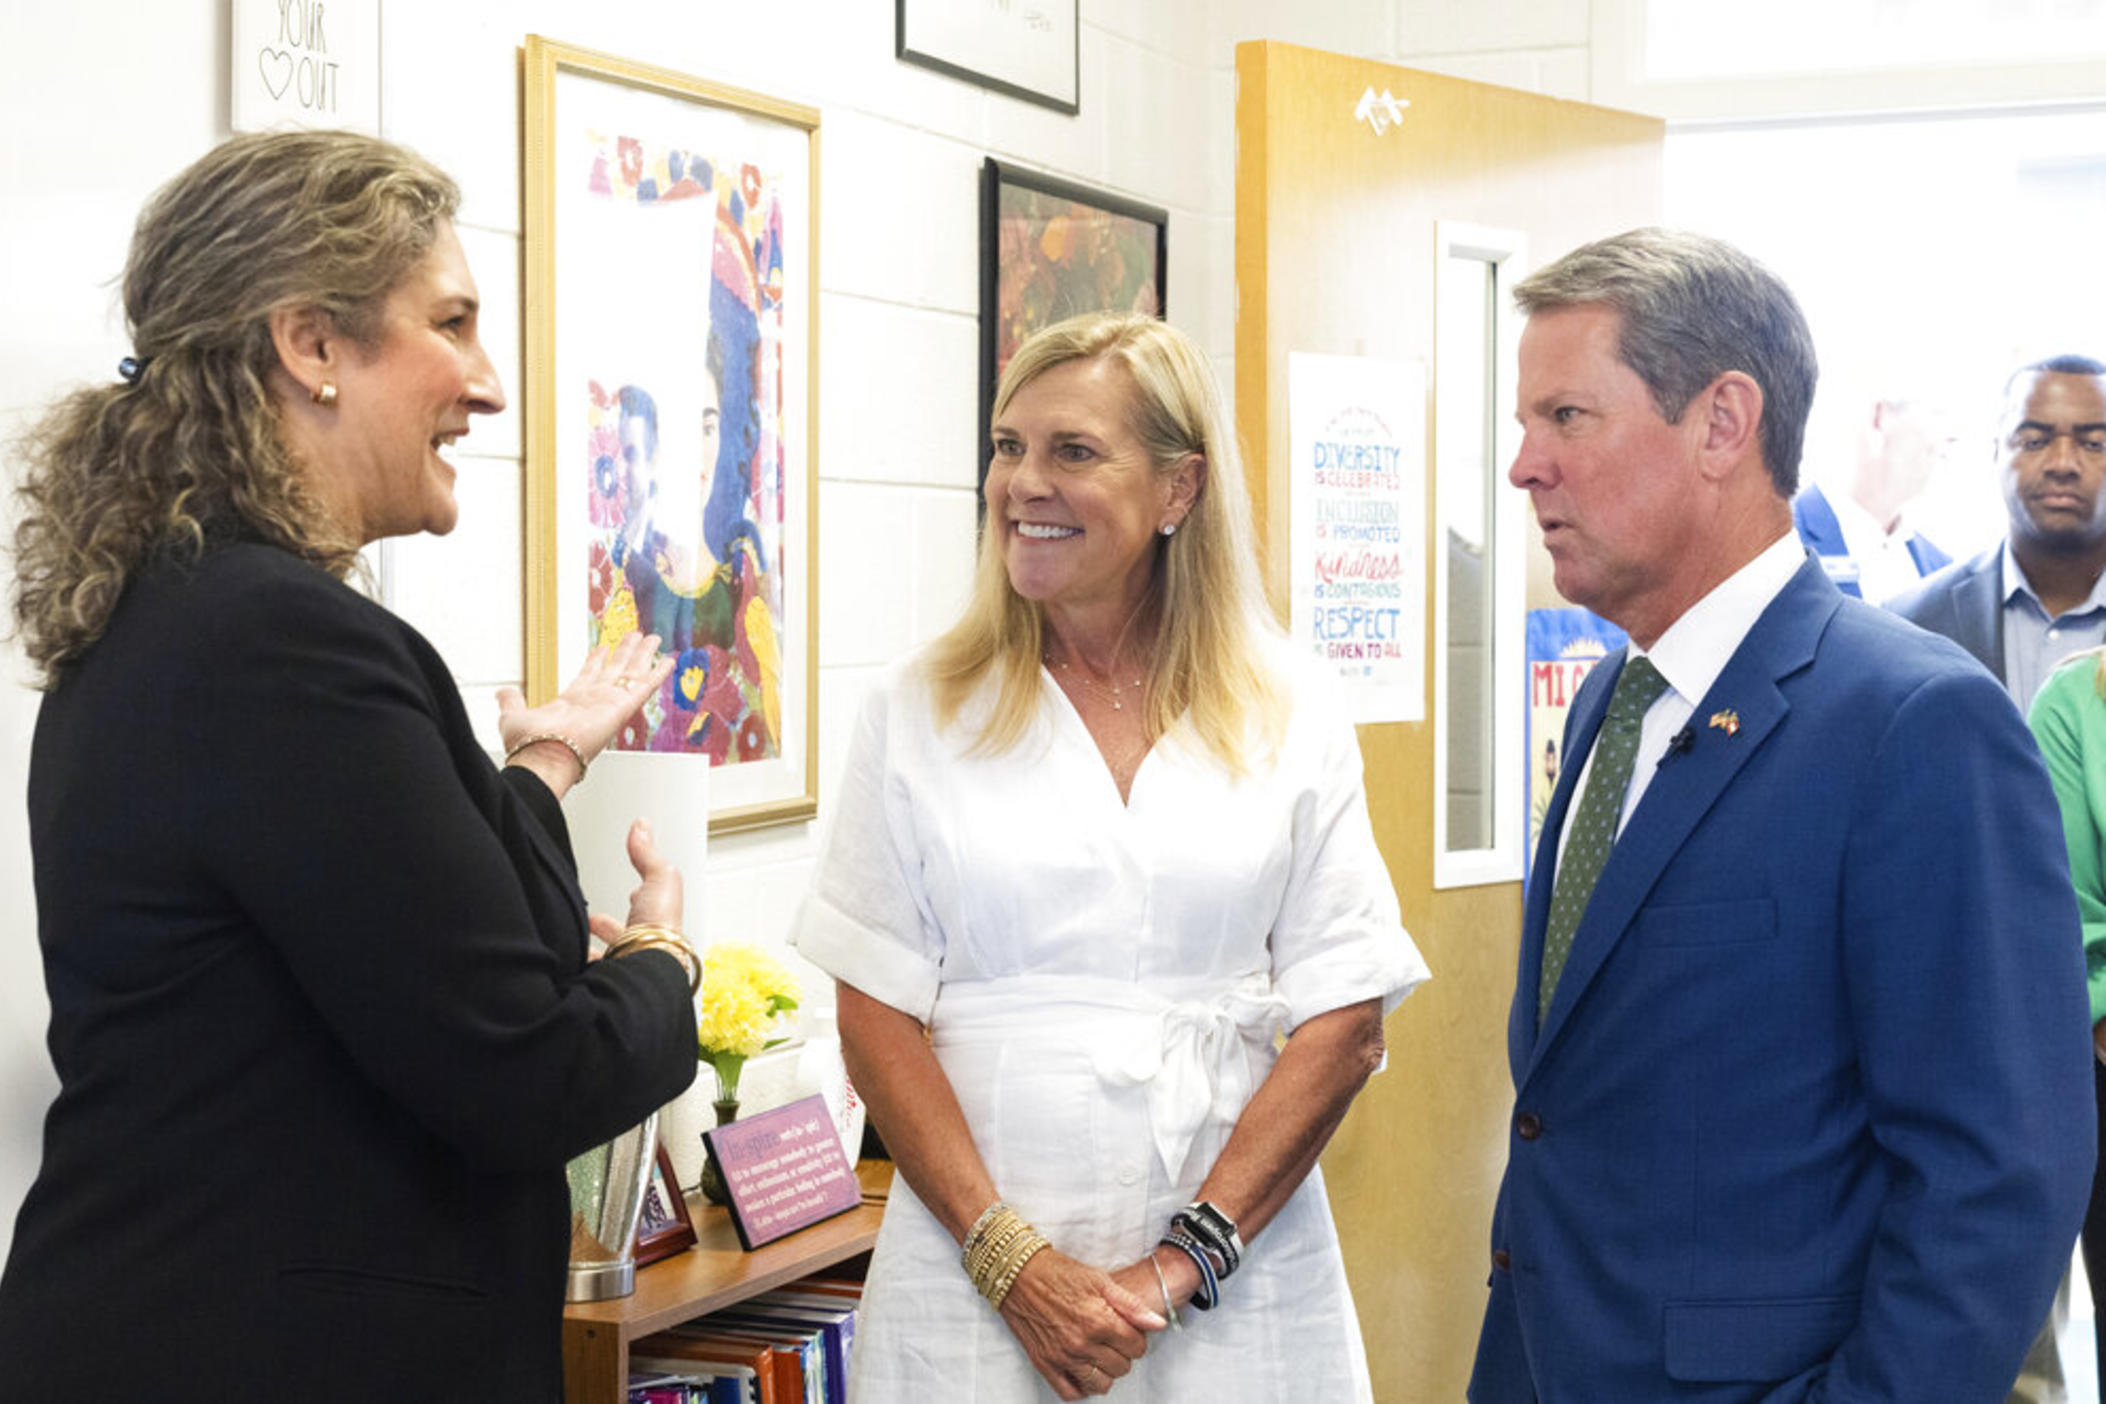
524, 37, 819, 834
898, 0, 1079, 114
978, 159, 1166, 482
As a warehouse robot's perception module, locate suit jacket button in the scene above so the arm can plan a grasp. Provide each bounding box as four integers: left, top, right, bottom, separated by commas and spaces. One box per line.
1492, 1249, 1512, 1272
1515, 1112, 1542, 1140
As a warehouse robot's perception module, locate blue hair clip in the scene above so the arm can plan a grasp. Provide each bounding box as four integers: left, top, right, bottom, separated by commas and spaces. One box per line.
117, 356, 150, 384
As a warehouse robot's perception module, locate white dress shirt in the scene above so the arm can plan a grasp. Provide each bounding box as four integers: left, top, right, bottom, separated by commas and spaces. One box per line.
1823, 484, 1940, 605
1560, 532, 1807, 859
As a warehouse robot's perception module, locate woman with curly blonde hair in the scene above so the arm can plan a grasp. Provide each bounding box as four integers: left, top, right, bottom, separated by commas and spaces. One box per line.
796, 311, 1428, 1400
0, 130, 700, 1402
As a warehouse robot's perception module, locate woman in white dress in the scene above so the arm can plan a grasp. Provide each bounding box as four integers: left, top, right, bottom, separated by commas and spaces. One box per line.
793, 312, 1428, 1400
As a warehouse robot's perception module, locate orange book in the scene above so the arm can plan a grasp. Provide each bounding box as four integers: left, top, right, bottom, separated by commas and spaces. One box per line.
629, 1330, 784, 1404
664, 1324, 805, 1403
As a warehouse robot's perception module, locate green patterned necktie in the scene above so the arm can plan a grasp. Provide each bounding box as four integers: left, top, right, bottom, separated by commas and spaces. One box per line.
1538, 655, 1670, 1026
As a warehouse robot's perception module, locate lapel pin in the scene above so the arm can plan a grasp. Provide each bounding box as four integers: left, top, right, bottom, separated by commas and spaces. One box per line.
1708, 709, 1740, 736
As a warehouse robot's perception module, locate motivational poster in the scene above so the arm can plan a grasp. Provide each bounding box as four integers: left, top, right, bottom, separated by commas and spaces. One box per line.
1288, 352, 1429, 723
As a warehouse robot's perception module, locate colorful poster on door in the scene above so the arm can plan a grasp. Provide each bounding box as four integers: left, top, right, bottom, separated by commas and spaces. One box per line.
1523, 607, 1627, 890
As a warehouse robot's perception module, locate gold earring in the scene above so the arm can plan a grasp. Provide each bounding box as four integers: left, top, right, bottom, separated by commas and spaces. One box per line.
311, 382, 338, 408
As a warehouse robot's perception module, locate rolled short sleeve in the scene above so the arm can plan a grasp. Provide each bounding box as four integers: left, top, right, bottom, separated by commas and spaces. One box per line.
793, 678, 946, 1021
1269, 669, 1430, 1029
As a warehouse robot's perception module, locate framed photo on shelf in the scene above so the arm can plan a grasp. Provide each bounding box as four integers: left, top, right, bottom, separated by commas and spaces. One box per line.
897, 0, 1079, 114
634, 1141, 696, 1268
979, 159, 1166, 482
523, 36, 819, 834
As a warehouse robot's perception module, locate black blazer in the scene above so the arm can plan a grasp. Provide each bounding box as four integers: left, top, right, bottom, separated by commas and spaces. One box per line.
0, 542, 697, 1401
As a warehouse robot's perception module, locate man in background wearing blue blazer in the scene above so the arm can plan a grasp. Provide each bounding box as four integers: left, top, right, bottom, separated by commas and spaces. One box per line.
1792, 392, 1952, 603
1469, 228, 2094, 1403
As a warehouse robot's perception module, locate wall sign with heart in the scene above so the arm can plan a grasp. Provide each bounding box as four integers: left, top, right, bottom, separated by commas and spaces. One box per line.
230, 0, 377, 135
257, 48, 297, 101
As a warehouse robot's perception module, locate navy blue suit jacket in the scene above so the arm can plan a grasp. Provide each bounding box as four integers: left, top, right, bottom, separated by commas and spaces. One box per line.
1792, 484, 1950, 599
1470, 558, 2093, 1402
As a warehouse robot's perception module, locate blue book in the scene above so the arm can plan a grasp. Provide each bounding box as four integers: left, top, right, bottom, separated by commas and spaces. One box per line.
697, 1308, 830, 1404
627, 1346, 764, 1404
749, 1290, 858, 1404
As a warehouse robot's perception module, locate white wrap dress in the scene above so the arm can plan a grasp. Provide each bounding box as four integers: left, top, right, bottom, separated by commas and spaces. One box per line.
793, 649, 1429, 1400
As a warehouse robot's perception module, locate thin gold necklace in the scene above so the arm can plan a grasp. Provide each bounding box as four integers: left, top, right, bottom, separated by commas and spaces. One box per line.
1044, 652, 1145, 711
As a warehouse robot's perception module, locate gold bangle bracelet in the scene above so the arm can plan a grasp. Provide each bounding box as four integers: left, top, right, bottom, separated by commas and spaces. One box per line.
606, 933, 700, 995
983, 1235, 1049, 1309
503, 731, 588, 782
960, 1199, 1011, 1261
963, 1211, 1030, 1284
963, 1204, 1050, 1308
606, 922, 684, 955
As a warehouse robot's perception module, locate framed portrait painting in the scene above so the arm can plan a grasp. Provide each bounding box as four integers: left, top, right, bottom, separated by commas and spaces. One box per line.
524, 37, 819, 834
978, 159, 1166, 481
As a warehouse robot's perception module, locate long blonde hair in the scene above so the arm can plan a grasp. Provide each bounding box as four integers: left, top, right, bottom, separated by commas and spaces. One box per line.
925, 312, 1285, 773
10, 130, 459, 685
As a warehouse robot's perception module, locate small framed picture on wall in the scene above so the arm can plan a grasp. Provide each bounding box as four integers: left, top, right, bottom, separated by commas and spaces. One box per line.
898, 0, 1079, 113
978, 159, 1167, 485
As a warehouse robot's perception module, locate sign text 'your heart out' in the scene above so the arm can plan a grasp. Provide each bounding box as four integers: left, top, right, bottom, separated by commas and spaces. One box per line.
256, 0, 338, 113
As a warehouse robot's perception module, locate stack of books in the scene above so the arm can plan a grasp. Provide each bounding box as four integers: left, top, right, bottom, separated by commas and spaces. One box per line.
626, 1272, 866, 1404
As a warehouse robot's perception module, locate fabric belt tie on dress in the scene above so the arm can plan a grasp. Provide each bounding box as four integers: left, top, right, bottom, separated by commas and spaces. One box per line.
931, 972, 1288, 1182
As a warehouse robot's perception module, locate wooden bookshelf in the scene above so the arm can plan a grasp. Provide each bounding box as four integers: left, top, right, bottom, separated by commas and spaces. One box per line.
562, 1158, 891, 1404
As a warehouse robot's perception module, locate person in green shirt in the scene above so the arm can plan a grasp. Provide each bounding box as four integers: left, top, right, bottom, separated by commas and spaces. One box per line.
2030, 650, 2106, 1043
2029, 645, 2106, 1401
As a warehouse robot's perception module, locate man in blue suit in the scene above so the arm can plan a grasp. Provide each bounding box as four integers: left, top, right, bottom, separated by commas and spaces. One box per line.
1790, 393, 1951, 603
1469, 228, 2094, 1402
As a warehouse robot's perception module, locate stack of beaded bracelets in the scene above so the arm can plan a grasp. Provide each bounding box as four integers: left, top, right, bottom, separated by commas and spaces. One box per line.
1157, 1200, 1243, 1312
961, 1200, 1051, 1310
605, 922, 701, 995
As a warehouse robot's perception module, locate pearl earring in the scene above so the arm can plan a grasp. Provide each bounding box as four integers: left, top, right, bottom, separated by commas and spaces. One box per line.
1159, 522, 1177, 537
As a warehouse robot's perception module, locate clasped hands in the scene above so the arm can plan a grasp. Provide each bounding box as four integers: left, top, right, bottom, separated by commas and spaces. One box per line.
1000, 1244, 1198, 1399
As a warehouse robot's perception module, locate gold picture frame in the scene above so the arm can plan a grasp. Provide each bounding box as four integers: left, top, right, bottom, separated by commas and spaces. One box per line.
523, 36, 820, 834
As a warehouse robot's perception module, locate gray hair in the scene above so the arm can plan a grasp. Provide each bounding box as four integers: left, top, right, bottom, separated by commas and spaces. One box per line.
1513, 227, 1817, 497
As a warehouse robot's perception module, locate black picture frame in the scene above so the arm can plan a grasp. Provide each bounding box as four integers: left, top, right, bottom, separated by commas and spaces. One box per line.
977, 158, 1169, 485
897, 0, 1080, 114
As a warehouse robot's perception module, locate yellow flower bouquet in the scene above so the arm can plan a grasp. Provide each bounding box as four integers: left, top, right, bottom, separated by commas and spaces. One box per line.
697, 940, 801, 1105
